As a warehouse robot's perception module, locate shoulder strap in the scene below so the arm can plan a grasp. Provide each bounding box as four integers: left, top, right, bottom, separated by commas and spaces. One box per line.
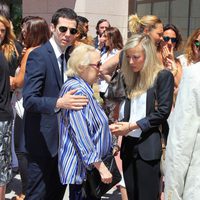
109, 51, 124, 81
118, 51, 123, 68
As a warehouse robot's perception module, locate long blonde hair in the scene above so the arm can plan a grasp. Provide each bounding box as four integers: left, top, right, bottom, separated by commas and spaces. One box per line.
0, 15, 17, 61
121, 34, 163, 98
129, 14, 162, 34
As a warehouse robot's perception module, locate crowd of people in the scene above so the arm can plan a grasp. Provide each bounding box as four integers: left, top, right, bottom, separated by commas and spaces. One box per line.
1, 2, 200, 200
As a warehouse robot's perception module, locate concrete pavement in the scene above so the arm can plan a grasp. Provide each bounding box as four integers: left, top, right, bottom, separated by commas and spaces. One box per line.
6, 174, 122, 200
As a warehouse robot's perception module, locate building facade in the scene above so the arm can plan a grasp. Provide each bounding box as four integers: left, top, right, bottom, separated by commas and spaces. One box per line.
22, 0, 200, 42
134, 0, 200, 39
22, 0, 129, 41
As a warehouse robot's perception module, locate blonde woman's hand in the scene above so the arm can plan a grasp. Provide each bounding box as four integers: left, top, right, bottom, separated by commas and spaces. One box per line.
110, 122, 129, 136
110, 122, 139, 136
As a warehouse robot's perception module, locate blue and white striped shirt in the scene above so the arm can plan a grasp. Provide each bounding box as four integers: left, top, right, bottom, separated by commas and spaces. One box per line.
58, 76, 112, 184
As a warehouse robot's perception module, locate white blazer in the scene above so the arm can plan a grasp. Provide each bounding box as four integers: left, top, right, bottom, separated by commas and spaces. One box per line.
164, 62, 200, 200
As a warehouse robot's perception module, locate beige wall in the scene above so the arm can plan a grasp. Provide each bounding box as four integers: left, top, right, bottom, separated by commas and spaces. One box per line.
22, 0, 76, 25
74, 0, 128, 41
22, 0, 129, 42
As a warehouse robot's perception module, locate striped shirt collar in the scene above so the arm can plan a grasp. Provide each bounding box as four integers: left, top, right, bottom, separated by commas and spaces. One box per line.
71, 76, 94, 96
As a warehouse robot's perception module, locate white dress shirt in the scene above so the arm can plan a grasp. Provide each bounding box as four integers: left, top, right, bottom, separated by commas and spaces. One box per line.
49, 37, 67, 82
127, 92, 147, 138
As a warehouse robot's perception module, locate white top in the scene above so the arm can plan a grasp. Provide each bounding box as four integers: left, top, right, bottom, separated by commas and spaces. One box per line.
49, 37, 67, 82
177, 54, 195, 69
99, 49, 119, 93
127, 92, 147, 138
165, 62, 200, 200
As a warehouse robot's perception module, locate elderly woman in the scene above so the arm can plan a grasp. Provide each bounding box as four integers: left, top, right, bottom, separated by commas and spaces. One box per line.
110, 34, 174, 200
58, 44, 113, 200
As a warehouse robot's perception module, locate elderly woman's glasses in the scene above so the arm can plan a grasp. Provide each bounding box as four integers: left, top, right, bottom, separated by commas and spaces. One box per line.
58, 26, 78, 35
89, 61, 102, 69
163, 36, 177, 43
194, 40, 200, 48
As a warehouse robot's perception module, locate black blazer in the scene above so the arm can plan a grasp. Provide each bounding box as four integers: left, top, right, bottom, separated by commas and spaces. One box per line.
23, 41, 63, 157
121, 69, 174, 161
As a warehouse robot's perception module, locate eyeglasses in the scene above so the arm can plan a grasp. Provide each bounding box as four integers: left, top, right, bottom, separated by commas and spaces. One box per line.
194, 40, 200, 48
163, 36, 177, 43
89, 61, 102, 69
58, 26, 78, 35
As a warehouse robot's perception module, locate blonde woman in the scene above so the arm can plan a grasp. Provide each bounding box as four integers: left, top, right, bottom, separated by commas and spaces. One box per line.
129, 14, 163, 47
100, 14, 163, 77
110, 34, 174, 200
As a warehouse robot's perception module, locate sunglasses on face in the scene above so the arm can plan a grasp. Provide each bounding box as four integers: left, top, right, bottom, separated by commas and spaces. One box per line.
58, 26, 78, 35
163, 36, 177, 43
89, 61, 102, 69
194, 40, 200, 48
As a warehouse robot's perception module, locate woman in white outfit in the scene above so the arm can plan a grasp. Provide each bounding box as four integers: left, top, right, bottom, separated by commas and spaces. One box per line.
164, 60, 200, 200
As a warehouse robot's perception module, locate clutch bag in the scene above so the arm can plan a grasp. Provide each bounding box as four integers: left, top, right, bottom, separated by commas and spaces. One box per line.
84, 154, 121, 198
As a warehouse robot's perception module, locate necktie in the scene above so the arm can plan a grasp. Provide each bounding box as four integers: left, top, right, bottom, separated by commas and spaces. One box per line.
60, 54, 64, 84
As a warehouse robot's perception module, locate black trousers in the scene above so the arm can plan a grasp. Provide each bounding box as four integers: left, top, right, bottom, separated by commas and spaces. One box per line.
14, 114, 28, 194
122, 138, 160, 200
69, 184, 100, 200
25, 155, 66, 200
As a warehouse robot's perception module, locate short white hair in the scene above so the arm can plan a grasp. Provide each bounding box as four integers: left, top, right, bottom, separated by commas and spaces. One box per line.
66, 44, 100, 77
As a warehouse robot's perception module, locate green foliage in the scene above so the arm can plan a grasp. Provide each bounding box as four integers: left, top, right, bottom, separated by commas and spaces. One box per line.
0, 0, 22, 36
10, 0, 22, 36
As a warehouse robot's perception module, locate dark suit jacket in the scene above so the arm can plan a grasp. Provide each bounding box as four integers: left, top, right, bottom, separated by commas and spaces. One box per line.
23, 41, 62, 157
121, 69, 174, 161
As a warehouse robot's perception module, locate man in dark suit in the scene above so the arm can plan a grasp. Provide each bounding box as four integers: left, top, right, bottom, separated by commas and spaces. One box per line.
94, 19, 110, 50
23, 8, 88, 200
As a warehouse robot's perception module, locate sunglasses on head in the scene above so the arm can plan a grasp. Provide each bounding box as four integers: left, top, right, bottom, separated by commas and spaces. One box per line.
58, 26, 78, 35
194, 40, 200, 48
89, 61, 102, 69
163, 36, 177, 43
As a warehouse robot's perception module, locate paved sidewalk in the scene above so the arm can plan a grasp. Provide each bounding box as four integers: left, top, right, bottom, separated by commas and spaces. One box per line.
6, 174, 122, 200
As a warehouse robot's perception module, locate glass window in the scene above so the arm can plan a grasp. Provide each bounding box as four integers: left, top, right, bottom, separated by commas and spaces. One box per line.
133, 0, 194, 39
137, 3, 151, 16
170, 0, 189, 40
152, 2, 169, 25
190, 0, 200, 34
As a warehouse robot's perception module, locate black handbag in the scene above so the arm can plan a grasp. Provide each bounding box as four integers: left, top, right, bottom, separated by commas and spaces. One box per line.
104, 51, 126, 102
104, 69, 126, 101
84, 154, 121, 198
